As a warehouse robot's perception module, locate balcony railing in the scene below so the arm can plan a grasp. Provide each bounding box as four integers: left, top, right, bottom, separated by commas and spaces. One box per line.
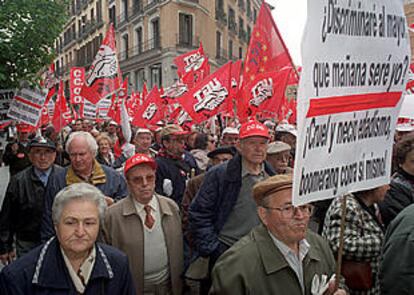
216, 48, 239, 64
115, 0, 167, 29
229, 19, 237, 34
176, 34, 200, 48
118, 37, 161, 61
215, 9, 227, 26
78, 19, 103, 39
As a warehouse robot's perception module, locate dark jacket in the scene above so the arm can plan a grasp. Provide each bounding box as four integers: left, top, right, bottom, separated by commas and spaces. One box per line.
155, 151, 199, 205
380, 203, 414, 295
188, 153, 275, 257
96, 153, 126, 170
2, 142, 31, 176
379, 169, 414, 227
0, 237, 136, 295
0, 164, 64, 254
40, 164, 128, 241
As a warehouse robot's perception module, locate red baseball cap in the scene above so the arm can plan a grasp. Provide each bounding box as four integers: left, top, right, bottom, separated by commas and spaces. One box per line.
239, 120, 270, 139
124, 153, 157, 175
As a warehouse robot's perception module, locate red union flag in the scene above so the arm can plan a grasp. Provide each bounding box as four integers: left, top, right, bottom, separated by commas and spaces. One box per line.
177, 62, 232, 124
42, 63, 57, 90
278, 67, 299, 124
107, 77, 128, 124
242, 2, 294, 84
174, 42, 208, 77
80, 24, 120, 104
238, 69, 291, 119
52, 81, 72, 132
70, 67, 85, 105
132, 86, 165, 127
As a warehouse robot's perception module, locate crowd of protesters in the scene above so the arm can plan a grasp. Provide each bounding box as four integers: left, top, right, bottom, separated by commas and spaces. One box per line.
0, 117, 414, 294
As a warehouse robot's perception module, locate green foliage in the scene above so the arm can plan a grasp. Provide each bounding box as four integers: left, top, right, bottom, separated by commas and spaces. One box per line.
0, 0, 68, 88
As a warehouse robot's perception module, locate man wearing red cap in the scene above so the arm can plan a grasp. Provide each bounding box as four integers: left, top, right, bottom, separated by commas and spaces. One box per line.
2, 123, 32, 176
188, 120, 275, 291
103, 153, 183, 294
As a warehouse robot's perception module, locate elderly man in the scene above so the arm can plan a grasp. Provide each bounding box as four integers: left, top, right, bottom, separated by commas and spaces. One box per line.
155, 124, 198, 205
220, 127, 239, 147
0, 136, 63, 263
134, 128, 157, 158
41, 131, 128, 241
104, 153, 183, 294
210, 175, 346, 295
266, 141, 293, 174
189, 120, 275, 270
0, 183, 135, 294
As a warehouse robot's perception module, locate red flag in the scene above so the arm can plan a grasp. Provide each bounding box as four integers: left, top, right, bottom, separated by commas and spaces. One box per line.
70, 67, 85, 105
278, 67, 299, 124
174, 42, 207, 77
132, 86, 165, 127
107, 77, 128, 124
226, 60, 243, 117
238, 69, 291, 120
80, 24, 120, 104
177, 62, 232, 124
182, 60, 210, 89
52, 81, 72, 132
242, 2, 294, 84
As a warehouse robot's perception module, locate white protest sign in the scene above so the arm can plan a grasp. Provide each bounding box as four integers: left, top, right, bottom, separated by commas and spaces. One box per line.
0, 89, 15, 124
399, 94, 414, 119
7, 88, 47, 126
97, 96, 111, 119
293, 0, 411, 206
83, 100, 97, 119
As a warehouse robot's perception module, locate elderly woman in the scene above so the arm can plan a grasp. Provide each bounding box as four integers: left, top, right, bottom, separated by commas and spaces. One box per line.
0, 183, 135, 294
323, 185, 387, 295
379, 134, 414, 226
95, 134, 125, 169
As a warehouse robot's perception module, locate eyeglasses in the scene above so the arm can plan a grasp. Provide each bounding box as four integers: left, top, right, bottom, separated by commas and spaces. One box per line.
262, 204, 314, 218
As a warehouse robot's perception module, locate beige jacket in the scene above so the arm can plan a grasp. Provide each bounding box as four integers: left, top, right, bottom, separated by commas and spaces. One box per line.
103, 194, 183, 295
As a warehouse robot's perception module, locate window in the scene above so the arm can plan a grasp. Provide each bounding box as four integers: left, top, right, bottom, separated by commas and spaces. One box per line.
122, 34, 129, 60
90, 8, 94, 22
108, 6, 116, 25
228, 39, 233, 59
216, 31, 222, 58
253, 9, 257, 23
135, 27, 143, 54
247, 25, 251, 42
151, 18, 160, 49
96, 0, 102, 22
239, 47, 243, 59
228, 7, 235, 32
121, 0, 128, 23
135, 68, 145, 91
151, 64, 162, 88
239, 17, 244, 39
179, 13, 193, 46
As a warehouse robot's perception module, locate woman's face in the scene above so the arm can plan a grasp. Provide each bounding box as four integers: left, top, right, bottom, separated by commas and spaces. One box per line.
98, 139, 111, 156
401, 149, 414, 176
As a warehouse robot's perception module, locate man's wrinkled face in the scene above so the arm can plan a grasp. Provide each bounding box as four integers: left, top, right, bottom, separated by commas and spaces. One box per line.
258, 188, 310, 247
134, 133, 152, 153
126, 164, 156, 204
238, 136, 268, 165
68, 137, 94, 175
266, 151, 291, 173
211, 153, 234, 166
29, 147, 56, 171
163, 135, 186, 157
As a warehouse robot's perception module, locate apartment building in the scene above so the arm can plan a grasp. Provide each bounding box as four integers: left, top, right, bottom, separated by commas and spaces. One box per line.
405, 0, 414, 62
54, 0, 262, 92
113, 0, 262, 91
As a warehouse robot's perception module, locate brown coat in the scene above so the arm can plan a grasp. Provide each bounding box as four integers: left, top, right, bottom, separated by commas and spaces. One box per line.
103, 194, 183, 295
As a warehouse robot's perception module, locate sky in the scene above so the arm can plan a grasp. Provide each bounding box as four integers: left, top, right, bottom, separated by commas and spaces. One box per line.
268, 0, 307, 65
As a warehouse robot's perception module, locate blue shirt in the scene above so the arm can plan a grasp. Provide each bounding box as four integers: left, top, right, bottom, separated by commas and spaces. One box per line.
34, 167, 52, 187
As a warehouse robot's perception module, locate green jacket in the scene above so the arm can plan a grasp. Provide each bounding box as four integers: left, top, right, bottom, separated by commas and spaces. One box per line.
210, 224, 336, 295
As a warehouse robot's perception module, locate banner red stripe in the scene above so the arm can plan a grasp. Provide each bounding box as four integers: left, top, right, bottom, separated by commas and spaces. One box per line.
306, 92, 402, 118
14, 95, 43, 109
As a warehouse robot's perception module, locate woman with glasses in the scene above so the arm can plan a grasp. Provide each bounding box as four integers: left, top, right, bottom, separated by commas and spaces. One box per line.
322, 185, 388, 295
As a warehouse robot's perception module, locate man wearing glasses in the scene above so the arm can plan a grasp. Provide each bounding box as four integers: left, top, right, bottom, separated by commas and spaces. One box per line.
210, 174, 346, 295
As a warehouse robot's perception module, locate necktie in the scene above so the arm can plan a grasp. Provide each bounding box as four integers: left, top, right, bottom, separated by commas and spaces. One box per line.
144, 205, 155, 229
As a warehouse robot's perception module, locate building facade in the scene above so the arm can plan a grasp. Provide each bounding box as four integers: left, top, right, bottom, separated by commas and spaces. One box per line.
405, 0, 414, 62
55, 0, 262, 93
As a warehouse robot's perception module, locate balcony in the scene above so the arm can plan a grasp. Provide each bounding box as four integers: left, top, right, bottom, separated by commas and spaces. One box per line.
118, 37, 162, 62
116, 11, 128, 29
239, 29, 248, 43
78, 19, 103, 39
130, 2, 144, 19
216, 48, 238, 65
176, 34, 199, 49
